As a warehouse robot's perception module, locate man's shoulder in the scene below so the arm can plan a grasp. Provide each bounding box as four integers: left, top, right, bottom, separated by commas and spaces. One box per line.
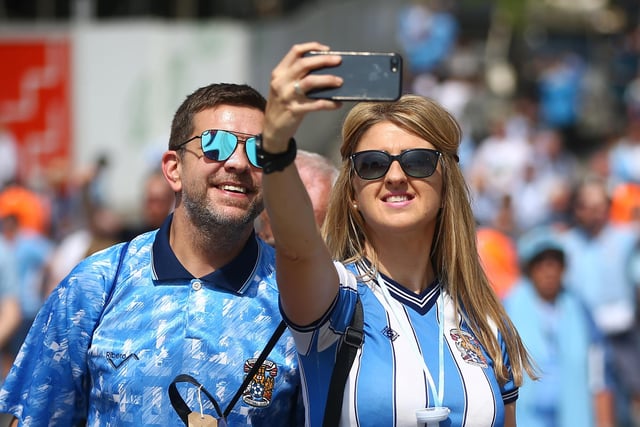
73, 235, 152, 281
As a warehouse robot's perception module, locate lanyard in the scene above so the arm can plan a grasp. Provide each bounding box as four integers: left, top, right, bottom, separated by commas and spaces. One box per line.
375, 272, 446, 408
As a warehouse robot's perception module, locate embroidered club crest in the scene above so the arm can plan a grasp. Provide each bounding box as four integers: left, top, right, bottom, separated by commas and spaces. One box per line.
449, 329, 489, 368
242, 358, 278, 407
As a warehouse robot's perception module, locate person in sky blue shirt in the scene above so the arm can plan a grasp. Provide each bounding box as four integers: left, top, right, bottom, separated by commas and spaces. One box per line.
0, 83, 302, 426
504, 227, 616, 427
0, 236, 20, 384
559, 177, 640, 426
0, 213, 54, 368
257, 42, 536, 427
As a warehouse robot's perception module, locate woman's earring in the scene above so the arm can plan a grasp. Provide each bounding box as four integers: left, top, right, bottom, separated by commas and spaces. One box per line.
352, 203, 358, 210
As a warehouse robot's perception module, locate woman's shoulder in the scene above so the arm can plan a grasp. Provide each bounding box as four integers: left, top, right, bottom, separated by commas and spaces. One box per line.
334, 260, 375, 294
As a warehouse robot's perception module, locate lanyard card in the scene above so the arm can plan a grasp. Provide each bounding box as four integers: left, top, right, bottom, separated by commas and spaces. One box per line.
188, 412, 219, 427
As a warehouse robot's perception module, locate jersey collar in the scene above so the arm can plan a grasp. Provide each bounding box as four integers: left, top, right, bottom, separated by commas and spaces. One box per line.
151, 213, 261, 294
377, 272, 440, 316
354, 259, 441, 315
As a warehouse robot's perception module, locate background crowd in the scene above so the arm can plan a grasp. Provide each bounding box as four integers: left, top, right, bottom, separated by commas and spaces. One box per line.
396, 3, 640, 426
1, 0, 639, 426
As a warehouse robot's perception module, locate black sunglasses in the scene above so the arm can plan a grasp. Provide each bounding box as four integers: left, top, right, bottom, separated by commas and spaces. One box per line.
350, 149, 441, 180
175, 129, 261, 168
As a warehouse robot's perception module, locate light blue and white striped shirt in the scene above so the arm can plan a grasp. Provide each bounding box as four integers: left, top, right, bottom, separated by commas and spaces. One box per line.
289, 261, 517, 427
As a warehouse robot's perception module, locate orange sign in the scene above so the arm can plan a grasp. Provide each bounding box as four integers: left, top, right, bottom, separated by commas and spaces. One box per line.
0, 37, 72, 183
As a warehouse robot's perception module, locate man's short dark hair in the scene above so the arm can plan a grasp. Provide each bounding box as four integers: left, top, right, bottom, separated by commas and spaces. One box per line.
168, 83, 266, 150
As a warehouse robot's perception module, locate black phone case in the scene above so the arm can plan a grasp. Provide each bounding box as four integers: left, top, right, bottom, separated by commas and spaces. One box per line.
304, 51, 403, 101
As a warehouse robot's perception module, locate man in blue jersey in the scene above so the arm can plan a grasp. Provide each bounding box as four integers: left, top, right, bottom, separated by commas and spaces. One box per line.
0, 83, 303, 426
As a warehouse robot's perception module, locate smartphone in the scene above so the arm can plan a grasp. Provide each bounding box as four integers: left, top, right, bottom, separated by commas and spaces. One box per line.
303, 51, 403, 101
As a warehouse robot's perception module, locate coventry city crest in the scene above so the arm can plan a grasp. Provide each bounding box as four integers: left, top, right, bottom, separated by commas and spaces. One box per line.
242, 358, 278, 407
449, 328, 489, 368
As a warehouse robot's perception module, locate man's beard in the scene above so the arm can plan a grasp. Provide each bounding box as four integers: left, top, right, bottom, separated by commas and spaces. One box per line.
182, 186, 264, 248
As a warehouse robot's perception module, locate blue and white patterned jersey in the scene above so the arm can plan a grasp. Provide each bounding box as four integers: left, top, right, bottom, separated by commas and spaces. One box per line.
288, 261, 517, 427
0, 215, 302, 426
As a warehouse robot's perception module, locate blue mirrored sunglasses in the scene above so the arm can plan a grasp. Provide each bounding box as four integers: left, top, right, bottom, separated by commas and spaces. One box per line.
175, 129, 260, 168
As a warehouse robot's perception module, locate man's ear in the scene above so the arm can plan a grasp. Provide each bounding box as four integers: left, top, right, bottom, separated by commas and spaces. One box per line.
161, 150, 181, 191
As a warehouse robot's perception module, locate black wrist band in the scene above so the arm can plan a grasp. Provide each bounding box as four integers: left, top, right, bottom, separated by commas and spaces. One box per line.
255, 134, 297, 174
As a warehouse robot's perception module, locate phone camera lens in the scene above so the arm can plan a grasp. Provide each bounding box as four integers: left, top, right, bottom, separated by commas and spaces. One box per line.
390, 56, 399, 72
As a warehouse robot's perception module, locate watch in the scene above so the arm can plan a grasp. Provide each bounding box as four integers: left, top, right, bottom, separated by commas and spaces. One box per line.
255, 134, 297, 174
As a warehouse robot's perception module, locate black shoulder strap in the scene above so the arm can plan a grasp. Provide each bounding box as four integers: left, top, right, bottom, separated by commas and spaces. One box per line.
168, 320, 288, 423
222, 320, 287, 418
168, 373, 224, 423
322, 296, 364, 427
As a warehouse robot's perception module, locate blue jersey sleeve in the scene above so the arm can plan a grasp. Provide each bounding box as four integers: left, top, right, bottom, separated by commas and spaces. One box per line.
497, 327, 519, 405
0, 243, 127, 426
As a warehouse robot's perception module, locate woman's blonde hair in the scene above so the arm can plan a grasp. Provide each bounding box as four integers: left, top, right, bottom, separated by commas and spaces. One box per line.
321, 94, 536, 386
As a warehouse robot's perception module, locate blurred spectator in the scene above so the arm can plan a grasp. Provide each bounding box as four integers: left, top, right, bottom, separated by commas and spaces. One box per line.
511, 161, 556, 232
560, 178, 640, 425
467, 116, 534, 227
476, 226, 520, 298
43, 206, 122, 297
0, 237, 20, 382
0, 183, 50, 236
504, 227, 616, 427
530, 129, 577, 229
118, 168, 174, 242
504, 96, 539, 143
256, 149, 337, 246
610, 182, 640, 225
584, 145, 621, 195
426, 36, 481, 122
396, 0, 458, 78
492, 194, 518, 237
536, 52, 585, 150
40, 158, 86, 242
623, 70, 640, 118
0, 125, 18, 189
40, 155, 111, 243
613, 27, 640, 113
545, 179, 574, 232
510, 130, 578, 231
532, 128, 579, 184
0, 214, 53, 375
608, 116, 640, 185
42, 163, 123, 297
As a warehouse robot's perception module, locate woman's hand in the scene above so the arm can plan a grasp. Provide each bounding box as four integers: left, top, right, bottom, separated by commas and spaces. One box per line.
261, 42, 343, 151
260, 42, 343, 326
